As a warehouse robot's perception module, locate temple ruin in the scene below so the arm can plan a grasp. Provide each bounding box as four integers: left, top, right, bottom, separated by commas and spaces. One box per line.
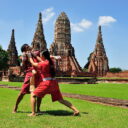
32, 12, 47, 51
88, 26, 109, 76
0, 13, 109, 80
7, 29, 19, 66
50, 12, 82, 76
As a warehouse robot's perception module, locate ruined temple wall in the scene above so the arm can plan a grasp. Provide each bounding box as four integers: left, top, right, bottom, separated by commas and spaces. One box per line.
106, 71, 128, 78
69, 56, 82, 72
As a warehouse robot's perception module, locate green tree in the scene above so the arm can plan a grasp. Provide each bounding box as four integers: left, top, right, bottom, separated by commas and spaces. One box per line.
109, 67, 122, 73
0, 46, 9, 70
0, 45, 2, 49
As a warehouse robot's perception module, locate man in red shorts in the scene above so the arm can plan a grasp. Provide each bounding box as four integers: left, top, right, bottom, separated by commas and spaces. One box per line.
12, 44, 43, 113
12, 44, 35, 113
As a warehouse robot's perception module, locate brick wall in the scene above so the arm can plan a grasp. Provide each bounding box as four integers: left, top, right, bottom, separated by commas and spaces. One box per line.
106, 71, 128, 78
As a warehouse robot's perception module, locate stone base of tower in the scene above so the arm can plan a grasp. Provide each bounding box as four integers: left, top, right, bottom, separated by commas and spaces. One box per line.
56, 70, 96, 77
52, 56, 96, 77
53, 56, 82, 77
88, 55, 109, 77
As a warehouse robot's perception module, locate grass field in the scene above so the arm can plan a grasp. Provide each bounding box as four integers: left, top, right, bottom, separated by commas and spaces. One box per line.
60, 83, 128, 100
0, 81, 128, 100
0, 81, 22, 87
97, 77, 128, 79
0, 88, 128, 128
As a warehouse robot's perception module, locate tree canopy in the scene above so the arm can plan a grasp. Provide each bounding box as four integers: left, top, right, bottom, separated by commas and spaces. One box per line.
109, 67, 122, 73
0, 46, 9, 70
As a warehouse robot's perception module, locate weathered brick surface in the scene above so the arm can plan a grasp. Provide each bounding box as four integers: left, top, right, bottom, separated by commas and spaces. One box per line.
50, 12, 82, 76
106, 71, 128, 78
7, 29, 19, 66
88, 26, 109, 76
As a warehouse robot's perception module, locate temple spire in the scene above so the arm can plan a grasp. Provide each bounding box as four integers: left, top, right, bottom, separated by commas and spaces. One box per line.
11, 29, 15, 40
96, 25, 103, 44
88, 26, 109, 76
99, 25, 101, 33
95, 25, 106, 54
32, 12, 47, 51
39, 12, 42, 21
7, 29, 19, 66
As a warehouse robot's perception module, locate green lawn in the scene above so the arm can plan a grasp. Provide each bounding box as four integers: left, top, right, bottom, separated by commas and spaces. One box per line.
60, 83, 128, 100
97, 77, 128, 79
0, 81, 22, 87
0, 81, 128, 100
0, 88, 128, 128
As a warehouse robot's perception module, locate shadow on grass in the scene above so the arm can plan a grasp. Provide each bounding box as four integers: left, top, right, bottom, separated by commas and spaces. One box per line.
16, 110, 88, 116
16, 111, 31, 114
41, 110, 88, 116
15, 110, 72, 116
43, 110, 73, 116
82, 112, 88, 115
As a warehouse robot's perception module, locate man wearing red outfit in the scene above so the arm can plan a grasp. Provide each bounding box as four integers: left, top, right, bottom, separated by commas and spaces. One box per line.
12, 44, 42, 113
12, 44, 34, 113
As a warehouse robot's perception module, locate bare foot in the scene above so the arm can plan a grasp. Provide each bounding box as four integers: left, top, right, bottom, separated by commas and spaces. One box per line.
73, 111, 80, 116
12, 110, 17, 114
12, 107, 17, 113
28, 113, 37, 117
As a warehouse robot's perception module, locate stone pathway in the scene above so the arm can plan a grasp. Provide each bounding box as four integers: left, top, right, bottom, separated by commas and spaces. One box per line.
0, 84, 128, 108
0, 84, 21, 90
62, 93, 128, 108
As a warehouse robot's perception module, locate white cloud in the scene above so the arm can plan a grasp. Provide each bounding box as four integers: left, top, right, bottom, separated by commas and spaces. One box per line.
71, 19, 93, 32
42, 7, 55, 23
79, 19, 92, 29
71, 23, 84, 32
98, 16, 117, 26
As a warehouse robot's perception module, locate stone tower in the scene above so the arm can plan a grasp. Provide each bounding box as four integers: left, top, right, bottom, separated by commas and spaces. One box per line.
50, 12, 82, 75
7, 29, 19, 66
32, 12, 47, 51
88, 26, 109, 76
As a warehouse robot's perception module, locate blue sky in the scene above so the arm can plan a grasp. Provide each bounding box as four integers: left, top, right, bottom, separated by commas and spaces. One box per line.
0, 0, 128, 69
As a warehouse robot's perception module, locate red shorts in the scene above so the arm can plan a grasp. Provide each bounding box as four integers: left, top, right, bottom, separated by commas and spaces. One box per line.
21, 72, 33, 94
34, 80, 63, 102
